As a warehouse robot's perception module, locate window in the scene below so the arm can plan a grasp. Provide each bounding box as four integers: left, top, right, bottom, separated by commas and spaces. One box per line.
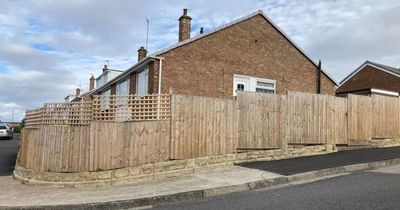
116, 79, 130, 96
237, 84, 245, 91
137, 69, 149, 96
255, 81, 275, 93
233, 74, 276, 96
101, 89, 111, 110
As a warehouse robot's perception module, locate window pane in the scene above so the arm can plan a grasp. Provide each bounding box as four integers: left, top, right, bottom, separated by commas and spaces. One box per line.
256, 81, 274, 88
137, 69, 148, 96
256, 88, 274, 93
237, 84, 244, 91
117, 79, 129, 96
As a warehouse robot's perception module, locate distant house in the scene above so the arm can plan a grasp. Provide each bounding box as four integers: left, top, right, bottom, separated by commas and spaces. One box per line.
67, 65, 123, 102
336, 61, 400, 96
85, 9, 337, 99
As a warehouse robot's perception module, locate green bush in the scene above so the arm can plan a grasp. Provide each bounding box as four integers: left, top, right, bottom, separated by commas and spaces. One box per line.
13, 126, 21, 133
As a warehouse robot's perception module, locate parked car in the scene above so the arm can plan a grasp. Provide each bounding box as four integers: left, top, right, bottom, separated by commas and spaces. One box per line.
0, 124, 13, 139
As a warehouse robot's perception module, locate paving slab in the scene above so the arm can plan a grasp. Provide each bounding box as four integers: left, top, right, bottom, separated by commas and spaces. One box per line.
0, 165, 281, 207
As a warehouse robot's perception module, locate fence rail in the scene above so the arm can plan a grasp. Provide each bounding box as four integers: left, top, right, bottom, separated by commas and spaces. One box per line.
24, 94, 171, 128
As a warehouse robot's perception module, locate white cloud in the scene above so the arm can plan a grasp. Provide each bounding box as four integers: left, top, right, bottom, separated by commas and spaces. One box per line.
0, 0, 399, 121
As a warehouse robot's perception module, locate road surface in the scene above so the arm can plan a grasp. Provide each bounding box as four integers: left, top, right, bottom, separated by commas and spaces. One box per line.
153, 164, 400, 210
0, 133, 20, 176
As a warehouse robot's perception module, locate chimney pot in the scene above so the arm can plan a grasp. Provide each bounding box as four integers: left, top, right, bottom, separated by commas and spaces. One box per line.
102, 64, 108, 73
137, 46, 147, 62
76, 88, 81, 97
178, 8, 192, 42
89, 75, 95, 91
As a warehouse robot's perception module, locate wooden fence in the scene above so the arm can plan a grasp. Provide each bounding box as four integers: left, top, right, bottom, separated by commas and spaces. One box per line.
170, 95, 239, 159
237, 92, 285, 149
19, 121, 169, 172
19, 91, 400, 173
286, 92, 348, 145
24, 94, 171, 128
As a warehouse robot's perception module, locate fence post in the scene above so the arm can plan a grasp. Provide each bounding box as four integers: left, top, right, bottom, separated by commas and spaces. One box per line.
281, 94, 288, 150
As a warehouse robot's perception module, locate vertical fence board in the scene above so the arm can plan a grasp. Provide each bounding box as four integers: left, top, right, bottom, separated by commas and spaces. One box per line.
348, 94, 372, 145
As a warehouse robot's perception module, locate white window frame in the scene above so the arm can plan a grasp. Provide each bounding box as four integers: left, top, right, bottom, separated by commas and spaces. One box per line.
233, 74, 276, 96
136, 68, 149, 96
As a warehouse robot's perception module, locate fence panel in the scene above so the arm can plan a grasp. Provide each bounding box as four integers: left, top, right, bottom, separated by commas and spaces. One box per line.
237, 92, 284, 149
90, 121, 169, 171
347, 94, 372, 144
19, 121, 169, 173
170, 95, 238, 159
372, 94, 400, 139
92, 94, 171, 122
333, 97, 348, 144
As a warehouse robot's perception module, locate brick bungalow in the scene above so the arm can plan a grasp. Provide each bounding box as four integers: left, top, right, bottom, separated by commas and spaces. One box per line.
336, 61, 400, 96
88, 9, 337, 98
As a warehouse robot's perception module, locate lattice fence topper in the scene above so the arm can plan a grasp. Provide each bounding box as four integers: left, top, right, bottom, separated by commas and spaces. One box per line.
25, 107, 45, 128
24, 94, 171, 127
92, 94, 171, 122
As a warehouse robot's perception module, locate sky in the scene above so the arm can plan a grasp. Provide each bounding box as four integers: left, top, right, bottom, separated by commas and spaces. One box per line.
0, 0, 399, 122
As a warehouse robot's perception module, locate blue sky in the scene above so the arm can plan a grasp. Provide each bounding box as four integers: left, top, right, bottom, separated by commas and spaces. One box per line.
0, 0, 400, 122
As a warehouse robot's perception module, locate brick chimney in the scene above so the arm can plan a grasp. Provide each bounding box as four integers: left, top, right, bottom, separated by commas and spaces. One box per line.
138, 46, 147, 61
89, 75, 95, 90
102, 64, 108, 73
178, 9, 192, 42
75, 88, 81, 97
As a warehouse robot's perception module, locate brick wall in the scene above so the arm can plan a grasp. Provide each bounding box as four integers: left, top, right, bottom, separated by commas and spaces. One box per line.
129, 73, 137, 94
151, 14, 336, 97
336, 65, 400, 94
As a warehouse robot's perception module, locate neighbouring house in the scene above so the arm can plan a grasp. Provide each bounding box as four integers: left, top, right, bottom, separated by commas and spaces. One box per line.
336, 61, 400, 96
66, 65, 123, 102
88, 9, 337, 99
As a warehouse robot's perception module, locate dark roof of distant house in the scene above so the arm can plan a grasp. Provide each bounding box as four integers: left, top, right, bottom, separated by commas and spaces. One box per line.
340, 61, 400, 85
368, 61, 400, 75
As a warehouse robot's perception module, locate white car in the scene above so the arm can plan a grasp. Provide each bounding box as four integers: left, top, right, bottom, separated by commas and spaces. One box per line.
0, 124, 13, 139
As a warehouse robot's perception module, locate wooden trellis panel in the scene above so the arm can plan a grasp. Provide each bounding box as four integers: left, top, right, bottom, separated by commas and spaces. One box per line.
92, 94, 171, 122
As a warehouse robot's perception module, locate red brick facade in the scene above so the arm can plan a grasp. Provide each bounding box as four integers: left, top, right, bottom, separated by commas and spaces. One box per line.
336, 65, 400, 94
142, 14, 336, 97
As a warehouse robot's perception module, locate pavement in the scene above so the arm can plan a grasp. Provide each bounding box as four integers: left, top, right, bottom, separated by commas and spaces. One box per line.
153, 164, 400, 210
0, 145, 400, 209
0, 165, 282, 208
0, 133, 20, 176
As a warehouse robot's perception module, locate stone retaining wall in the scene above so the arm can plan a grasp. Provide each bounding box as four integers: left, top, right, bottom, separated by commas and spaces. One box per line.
14, 145, 335, 188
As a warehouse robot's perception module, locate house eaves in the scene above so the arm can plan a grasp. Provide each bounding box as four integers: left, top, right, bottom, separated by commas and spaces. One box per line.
149, 9, 338, 86
339, 61, 400, 86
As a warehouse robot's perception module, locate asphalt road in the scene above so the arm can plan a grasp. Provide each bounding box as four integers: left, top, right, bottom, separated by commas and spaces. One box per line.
0, 133, 20, 176
236, 146, 400, 175
153, 165, 400, 210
